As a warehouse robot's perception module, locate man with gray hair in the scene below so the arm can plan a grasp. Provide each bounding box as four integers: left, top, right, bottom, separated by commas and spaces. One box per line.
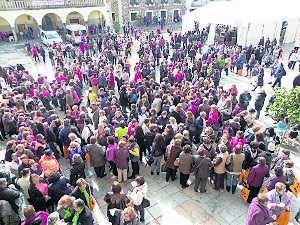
72, 198, 94, 225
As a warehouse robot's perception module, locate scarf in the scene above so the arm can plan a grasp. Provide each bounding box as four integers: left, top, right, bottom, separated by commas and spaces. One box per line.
72, 208, 83, 225
81, 189, 90, 207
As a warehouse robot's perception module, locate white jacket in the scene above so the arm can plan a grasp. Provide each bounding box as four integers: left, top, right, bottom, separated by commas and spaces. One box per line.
128, 183, 148, 206
81, 124, 95, 143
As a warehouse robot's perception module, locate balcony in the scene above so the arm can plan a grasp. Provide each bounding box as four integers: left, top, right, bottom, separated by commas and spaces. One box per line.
145, 0, 155, 5
0, 0, 104, 10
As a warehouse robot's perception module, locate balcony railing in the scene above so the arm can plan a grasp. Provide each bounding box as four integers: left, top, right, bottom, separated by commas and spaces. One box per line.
0, 0, 104, 10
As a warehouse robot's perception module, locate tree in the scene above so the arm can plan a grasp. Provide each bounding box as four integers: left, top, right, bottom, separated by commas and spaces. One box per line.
267, 87, 300, 125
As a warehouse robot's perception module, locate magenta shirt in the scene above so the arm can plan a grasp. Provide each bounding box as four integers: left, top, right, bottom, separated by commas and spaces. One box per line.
36, 182, 48, 196
106, 143, 117, 161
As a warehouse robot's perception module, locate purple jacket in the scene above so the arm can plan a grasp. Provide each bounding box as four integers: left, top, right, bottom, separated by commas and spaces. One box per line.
21, 211, 48, 225
266, 175, 287, 191
247, 164, 269, 187
115, 148, 129, 169
106, 143, 117, 162
267, 189, 292, 215
246, 198, 274, 225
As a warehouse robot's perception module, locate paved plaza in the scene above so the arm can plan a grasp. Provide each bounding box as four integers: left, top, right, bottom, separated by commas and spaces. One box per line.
0, 37, 300, 225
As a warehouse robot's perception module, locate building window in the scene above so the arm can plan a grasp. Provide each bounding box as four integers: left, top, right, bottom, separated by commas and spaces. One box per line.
145, 0, 155, 5
112, 13, 116, 22
173, 9, 180, 23
130, 12, 138, 21
160, 10, 167, 21
130, 0, 139, 5
174, 0, 181, 3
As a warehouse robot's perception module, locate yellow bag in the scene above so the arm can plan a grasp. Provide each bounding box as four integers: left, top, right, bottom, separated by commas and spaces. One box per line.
88, 185, 95, 210
276, 211, 290, 225
240, 187, 250, 203
290, 179, 300, 198
88, 195, 95, 210
239, 169, 250, 184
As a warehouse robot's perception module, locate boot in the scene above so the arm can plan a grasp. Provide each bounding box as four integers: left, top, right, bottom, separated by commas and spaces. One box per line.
232, 185, 237, 194
226, 186, 231, 192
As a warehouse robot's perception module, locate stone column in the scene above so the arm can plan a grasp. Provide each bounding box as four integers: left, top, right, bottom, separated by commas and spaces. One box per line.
11, 27, 18, 42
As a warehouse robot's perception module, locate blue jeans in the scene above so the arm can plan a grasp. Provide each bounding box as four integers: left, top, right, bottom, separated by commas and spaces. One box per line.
151, 156, 162, 173
226, 173, 239, 187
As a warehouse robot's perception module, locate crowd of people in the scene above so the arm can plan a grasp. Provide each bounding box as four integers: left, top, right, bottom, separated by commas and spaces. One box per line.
0, 21, 299, 225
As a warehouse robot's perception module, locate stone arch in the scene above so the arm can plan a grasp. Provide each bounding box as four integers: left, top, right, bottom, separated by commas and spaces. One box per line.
66, 11, 85, 25
41, 13, 63, 31
0, 16, 12, 32
87, 10, 106, 26
15, 14, 39, 39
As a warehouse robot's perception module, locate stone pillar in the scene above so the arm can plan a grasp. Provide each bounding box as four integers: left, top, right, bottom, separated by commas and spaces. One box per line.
11, 27, 18, 42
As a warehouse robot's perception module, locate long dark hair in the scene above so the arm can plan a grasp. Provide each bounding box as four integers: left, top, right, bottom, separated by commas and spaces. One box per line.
153, 133, 166, 150
134, 126, 144, 140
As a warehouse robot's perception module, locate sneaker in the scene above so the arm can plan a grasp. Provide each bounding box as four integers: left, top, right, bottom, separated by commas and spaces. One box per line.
165, 181, 169, 185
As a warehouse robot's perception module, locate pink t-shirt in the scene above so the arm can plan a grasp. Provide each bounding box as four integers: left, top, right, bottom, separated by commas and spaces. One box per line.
36, 182, 48, 196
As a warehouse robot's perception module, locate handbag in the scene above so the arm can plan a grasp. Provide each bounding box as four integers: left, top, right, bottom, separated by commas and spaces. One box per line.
225, 155, 233, 172
141, 198, 150, 208
146, 155, 154, 166
174, 158, 180, 167
290, 178, 300, 198
88, 186, 95, 210
240, 187, 250, 203
239, 169, 250, 185
276, 211, 290, 225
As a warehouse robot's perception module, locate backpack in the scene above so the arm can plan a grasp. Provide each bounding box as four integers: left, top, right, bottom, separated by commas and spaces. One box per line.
129, 93, 138, 104
244, 130, 255, 144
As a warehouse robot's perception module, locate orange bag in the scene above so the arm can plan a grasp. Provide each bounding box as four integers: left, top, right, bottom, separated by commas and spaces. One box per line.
239, 169, 250, 184
85, 152, 91, 166
276, 211, 290, 225
240, 187, 250, 203
63, 146, 69, 158
290, 179, 300, 198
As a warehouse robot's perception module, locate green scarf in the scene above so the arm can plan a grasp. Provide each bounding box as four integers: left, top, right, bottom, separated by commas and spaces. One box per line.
64, 208, 72, 220
72, 208, 83, 225
82, 189, 90, 207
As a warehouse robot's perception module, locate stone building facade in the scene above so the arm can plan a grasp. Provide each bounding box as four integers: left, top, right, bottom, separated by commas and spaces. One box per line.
110, 0, 186, 28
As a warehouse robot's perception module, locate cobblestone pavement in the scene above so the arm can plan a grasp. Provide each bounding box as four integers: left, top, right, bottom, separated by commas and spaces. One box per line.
0, 35, 300, 225
60, 157, 249, 225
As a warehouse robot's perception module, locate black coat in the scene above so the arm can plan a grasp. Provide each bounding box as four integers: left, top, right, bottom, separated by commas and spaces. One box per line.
70, 162, 86, 186
71, 185, 93, 206
0, 187, 20, 214
44, 128, 57, 143
28, 184, 48, 211
254, 91, 267, 111
73, 206, 94, 225
48, 176, 71, 204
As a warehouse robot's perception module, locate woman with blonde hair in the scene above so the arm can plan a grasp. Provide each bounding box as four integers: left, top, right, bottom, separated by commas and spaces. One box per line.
71, 178, 94, 210
57, 195, 76, 223
165, 138, 183, 183
119, 201, 140, 225
169, 117, 178, 133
